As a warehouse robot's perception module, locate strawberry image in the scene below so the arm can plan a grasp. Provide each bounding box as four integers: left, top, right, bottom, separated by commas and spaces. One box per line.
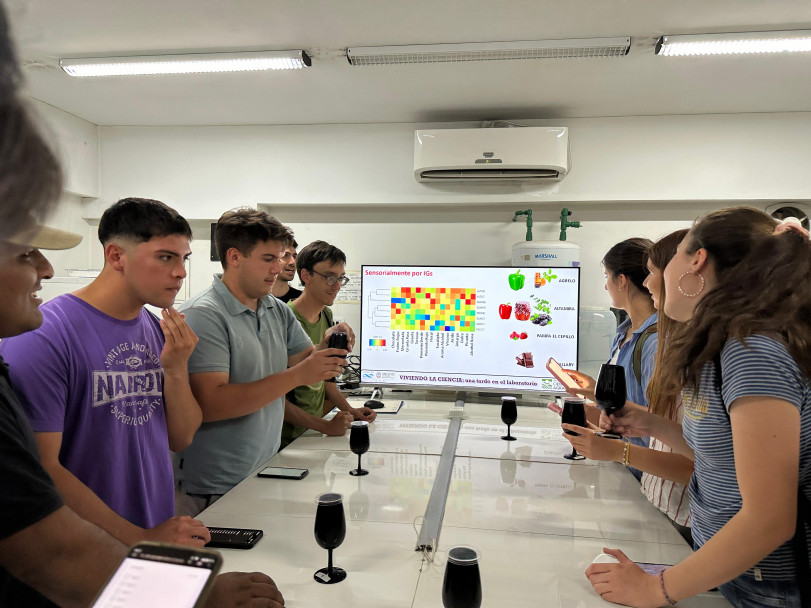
519, 332, 528, 340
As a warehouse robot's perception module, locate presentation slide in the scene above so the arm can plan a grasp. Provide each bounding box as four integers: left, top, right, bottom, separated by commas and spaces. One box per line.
360, 266, 579, 393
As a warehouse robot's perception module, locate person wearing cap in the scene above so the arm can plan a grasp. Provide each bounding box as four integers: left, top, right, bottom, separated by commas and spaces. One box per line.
0, 218, 286, 608
0, 197, 211, 548
0, 6, 285, 606
0, 216, 131, 606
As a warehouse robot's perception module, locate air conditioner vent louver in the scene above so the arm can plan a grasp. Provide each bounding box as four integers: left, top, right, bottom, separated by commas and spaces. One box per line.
419, 169, 560, 181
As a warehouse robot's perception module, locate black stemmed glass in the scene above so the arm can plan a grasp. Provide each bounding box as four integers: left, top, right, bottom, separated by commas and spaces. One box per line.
313, 493, 347, 584
500, 396, 517, 441
442, 546, 482, 608
561, 397, 587, 461
594, 364, 628, 418
348, 420, 370, 476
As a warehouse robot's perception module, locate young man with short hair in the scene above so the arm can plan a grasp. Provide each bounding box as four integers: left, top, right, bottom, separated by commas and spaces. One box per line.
282, 240, 376, 448
271, 240, 302, 303
0, 197, 210, 548
178, 209, 352, 511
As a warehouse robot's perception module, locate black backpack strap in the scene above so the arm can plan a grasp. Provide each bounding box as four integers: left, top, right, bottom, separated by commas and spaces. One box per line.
322, 306, 334, 327
632, 323, 658, 386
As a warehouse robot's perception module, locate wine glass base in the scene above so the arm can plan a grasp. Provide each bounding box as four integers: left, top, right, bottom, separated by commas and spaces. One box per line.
563, 452, 586, 460
501, 435, 517, 441
349, 468, 369, 476
314, 567, 346, 584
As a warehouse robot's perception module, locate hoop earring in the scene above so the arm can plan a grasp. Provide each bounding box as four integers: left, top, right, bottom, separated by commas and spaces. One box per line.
678, 271, 705, 297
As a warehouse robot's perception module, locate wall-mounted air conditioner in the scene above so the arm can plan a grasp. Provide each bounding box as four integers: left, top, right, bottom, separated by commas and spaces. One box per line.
414, 127, 569, 183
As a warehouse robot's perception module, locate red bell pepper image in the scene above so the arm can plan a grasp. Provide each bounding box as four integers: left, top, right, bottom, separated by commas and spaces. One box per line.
498, 303, 512, 319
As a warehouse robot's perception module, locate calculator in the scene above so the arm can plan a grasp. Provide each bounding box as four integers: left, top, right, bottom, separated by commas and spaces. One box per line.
206, 527, 263, 549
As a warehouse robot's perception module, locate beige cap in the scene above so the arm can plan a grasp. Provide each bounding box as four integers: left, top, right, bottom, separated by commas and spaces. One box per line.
7, 216, 82, 250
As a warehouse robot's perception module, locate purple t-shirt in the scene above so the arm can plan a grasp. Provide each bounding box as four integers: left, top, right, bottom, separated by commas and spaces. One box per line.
0, 294, 174, 528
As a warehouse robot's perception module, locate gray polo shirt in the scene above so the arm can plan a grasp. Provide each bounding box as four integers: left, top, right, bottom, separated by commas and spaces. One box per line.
178, 275, 312, 494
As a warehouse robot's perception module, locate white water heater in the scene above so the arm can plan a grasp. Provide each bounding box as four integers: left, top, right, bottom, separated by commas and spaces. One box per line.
511, 240, 581, 267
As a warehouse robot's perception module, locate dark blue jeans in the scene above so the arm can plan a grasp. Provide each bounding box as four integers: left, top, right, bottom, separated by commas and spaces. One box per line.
718, 572, 802, 608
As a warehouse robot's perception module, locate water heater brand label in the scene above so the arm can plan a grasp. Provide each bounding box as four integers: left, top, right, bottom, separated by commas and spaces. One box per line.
534, 253, 558, 259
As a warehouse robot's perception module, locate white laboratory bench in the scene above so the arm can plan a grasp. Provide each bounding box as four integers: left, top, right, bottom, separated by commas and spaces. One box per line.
198, 396, 730, 608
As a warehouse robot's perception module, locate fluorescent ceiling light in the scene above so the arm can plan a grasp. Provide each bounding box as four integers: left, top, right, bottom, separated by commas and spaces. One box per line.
656, 30, 811, 56
346, 37, 630, 66
60, 50, 311, 77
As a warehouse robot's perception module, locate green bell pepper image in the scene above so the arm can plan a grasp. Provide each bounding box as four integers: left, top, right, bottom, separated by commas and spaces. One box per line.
508, 269, 525, 290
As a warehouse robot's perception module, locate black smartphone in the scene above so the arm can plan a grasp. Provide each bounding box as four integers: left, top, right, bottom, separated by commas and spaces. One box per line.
206, 527, 263, 550
91, 542, 221, 607
257, 466, 309, 480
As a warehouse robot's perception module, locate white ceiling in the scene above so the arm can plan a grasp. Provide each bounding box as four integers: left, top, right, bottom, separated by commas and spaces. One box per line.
6, 0, 811, 126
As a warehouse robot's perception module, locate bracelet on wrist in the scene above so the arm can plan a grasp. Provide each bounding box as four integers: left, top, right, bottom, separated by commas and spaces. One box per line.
622, 440, 631, 467
659, 569, 677, 606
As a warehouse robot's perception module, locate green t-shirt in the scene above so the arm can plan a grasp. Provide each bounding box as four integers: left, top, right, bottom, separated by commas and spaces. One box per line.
281, 302, 332, 448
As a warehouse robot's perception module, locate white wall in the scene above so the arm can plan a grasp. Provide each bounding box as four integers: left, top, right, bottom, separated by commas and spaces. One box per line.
33, 112, 811, 343
31, 100, 99, 198
87, 113, 811, 319
91, 112, 811, 219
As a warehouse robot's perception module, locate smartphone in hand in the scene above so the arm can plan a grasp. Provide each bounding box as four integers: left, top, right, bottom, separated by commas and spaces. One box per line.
546, 357, 581, 392
91, 542, 221, 608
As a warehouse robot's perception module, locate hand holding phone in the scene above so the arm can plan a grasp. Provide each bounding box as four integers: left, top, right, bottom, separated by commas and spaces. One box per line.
91, 542, 221, 607
546, 357, 582, 392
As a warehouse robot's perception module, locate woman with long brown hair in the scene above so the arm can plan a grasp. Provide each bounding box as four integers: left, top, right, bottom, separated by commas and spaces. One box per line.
563, 229, 694, 543
586, 207, 811, 608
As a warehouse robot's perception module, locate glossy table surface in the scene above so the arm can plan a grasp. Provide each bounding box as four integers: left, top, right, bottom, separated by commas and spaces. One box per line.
199, 395, 730, 607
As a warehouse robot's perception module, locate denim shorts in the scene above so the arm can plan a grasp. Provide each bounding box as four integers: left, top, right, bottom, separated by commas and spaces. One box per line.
718, 572, 802, 608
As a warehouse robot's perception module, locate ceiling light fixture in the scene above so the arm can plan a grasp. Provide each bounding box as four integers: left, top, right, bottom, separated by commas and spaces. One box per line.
655, 30, 811, 56
59, 50, 311, 77
346, 37, 630, 66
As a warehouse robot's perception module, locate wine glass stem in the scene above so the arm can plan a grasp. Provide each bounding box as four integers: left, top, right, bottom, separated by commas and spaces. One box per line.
327, 548, 333, 574
507, 423, 511, 437
571, 448, 578, 457
357, 453, 362, 472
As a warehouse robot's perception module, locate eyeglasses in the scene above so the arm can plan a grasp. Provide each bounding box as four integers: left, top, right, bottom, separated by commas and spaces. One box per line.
310, 269, 349, 286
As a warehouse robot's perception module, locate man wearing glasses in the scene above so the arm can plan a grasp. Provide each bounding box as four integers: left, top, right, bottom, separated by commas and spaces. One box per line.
281, 241, 376, 448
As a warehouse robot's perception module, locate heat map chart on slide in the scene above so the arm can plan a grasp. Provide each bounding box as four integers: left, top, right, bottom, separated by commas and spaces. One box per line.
360, 266, 581, 392
390, 287, 476, 332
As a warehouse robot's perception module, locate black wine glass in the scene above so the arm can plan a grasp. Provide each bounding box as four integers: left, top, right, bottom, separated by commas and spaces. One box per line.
314, 493, 347, 584
500, 396, 517, 441
594, 364, 627, 417
561, 397, 587, 461
442, 546, 482, 608
348, 421, 370, 476
326, 332, 348, 383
